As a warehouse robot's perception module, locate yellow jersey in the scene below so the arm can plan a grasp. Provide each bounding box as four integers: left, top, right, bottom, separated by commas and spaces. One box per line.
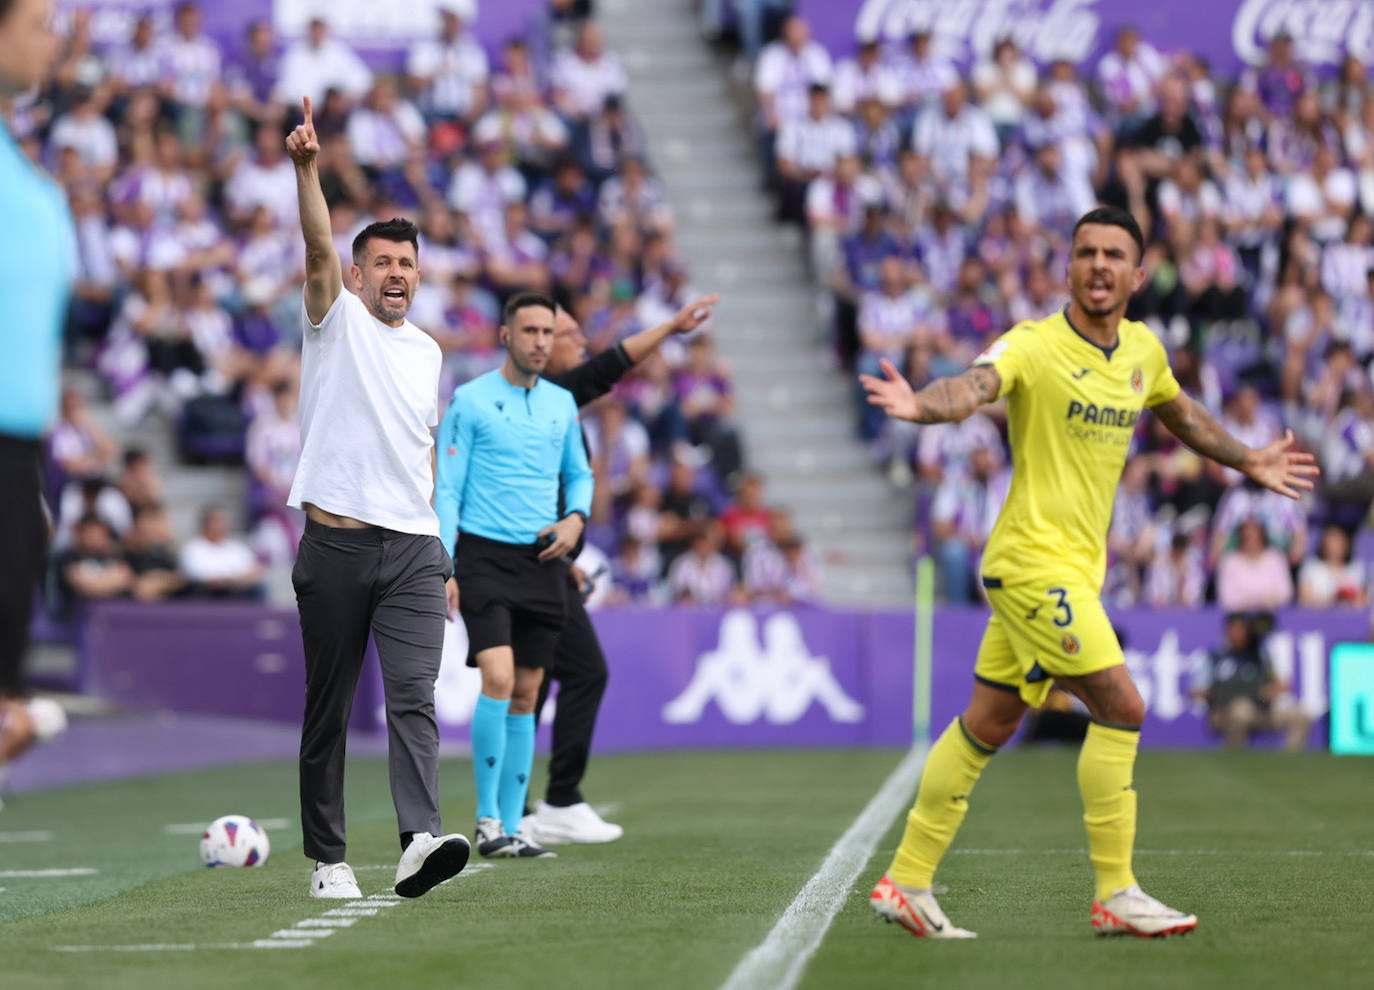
974, 307, 1181, 588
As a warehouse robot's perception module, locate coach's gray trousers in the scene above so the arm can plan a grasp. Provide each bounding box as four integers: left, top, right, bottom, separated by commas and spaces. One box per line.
293, 518, 450, 863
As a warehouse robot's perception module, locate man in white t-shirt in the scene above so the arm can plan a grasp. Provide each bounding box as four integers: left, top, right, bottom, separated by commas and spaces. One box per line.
178, 504, 264, 598
283, 96, 469, 902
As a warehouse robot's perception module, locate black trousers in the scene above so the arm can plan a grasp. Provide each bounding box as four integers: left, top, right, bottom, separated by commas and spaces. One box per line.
0, 435, 47, 699
534, 574, 609, 808
293, 518, 450, 863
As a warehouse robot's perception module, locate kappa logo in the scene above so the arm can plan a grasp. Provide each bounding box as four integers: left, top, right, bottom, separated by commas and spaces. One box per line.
662, 611, 865, 726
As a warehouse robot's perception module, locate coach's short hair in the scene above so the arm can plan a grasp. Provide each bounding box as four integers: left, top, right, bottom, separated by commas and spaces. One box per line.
1072, 206, 1145, 263
351, 217, 419, 267
502, 291, 557, 326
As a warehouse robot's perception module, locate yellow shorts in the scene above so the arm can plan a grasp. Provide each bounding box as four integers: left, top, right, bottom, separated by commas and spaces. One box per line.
973, 578, 1124, 707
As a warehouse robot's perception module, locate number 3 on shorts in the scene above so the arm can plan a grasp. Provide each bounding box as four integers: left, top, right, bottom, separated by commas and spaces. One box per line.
1047, 587, 1073, 627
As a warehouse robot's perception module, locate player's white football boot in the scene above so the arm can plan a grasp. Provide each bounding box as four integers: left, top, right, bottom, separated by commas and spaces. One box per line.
394, 831, 470, 898
871, 874, 976, 939
310, 861, 361, 899
1092, 884, 1198, 937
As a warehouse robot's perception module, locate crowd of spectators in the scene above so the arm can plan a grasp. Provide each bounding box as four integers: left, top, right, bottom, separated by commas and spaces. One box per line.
748, 13, 1374, 607
23, 0, 817, 618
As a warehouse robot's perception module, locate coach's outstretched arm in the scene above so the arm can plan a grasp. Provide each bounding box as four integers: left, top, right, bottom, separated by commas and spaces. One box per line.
860, 357, 1002, 425
1151, 392, 1319, 500
286, 96, 343, 325
620, 294, 720, 364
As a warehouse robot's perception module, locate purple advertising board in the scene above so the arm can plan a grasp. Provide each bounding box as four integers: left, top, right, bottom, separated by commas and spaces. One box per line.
81, 602, 1367, 751
797, 0, 1374, 78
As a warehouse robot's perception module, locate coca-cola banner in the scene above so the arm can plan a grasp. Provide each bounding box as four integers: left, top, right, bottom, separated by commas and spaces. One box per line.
798, 0, 1374, 76
80, 601, 1364, 751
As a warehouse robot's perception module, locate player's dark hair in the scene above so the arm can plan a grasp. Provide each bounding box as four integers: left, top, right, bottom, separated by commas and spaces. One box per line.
0, 0, 17, 22
502, 291, 556, 326
1072, 206, 1145, 264
352, 217, 419, 267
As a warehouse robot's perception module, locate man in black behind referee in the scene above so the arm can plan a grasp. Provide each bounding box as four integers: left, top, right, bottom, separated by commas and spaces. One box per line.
521, 293, 719, 845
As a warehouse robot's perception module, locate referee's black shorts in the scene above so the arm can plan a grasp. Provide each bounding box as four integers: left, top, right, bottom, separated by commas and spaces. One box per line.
455, 531, 568, 669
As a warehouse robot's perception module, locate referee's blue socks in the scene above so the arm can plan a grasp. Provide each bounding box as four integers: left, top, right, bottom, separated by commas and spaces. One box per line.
472, 694, 511, 825
499, 712, 536, 835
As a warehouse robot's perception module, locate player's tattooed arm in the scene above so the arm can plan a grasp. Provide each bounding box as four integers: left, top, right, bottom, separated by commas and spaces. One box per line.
859, 360, 1002, 424
1150, 392, 1250, 470
910, 364, 1003, 423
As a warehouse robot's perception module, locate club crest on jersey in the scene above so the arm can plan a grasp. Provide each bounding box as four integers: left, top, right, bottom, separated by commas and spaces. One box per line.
1130, 367, 1143, 393
1061, 633, 1081, 655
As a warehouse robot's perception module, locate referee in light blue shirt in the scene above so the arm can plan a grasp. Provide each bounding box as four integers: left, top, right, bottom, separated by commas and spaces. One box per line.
435, 290, 592, 860
0, 0, 76, 703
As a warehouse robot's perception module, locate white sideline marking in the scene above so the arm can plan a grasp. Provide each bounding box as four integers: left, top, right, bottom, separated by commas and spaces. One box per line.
323, 908, 378, 917
296, 917, 357, 928
273, 929, 332, 940
0, 830, 54, 843
719, 745, 928, 990
0, 868, 97, 878
347, 900, 399, 908
56, 944, 244, 953
163, 818, 290, 835
254, 940, 313, 949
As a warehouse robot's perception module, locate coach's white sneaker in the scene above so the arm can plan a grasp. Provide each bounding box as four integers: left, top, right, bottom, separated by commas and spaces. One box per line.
394, 831, 470, 898
526, 801, 623, 844
1092, 884, 1198, 937
871, 874, 976, 939
310, 861, 361, 899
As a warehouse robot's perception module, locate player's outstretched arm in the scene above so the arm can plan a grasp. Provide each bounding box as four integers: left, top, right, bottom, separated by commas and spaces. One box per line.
859, 358, 1001, 424
621, 294, 720, 364
285, 96, 342, 325
1152, 393, 1320, 500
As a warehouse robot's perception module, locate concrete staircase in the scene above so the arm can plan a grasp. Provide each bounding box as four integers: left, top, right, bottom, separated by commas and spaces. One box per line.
600, 0, 913, 606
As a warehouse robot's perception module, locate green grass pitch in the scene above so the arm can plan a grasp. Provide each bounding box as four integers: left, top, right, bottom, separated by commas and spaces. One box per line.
1, 748, 1371, 990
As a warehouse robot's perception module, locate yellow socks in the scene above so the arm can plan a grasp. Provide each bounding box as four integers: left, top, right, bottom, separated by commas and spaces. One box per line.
1078, 722, 1140, 901
889, 718, 995, 889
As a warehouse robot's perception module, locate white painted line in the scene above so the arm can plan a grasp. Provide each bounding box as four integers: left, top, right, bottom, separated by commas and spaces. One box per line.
272, 929, 332, 940
163, 818, 290, 836
296, 917, 357, 928
719, 746, 929, 990
253, 940, 312, 949
0, 830, 54, 843
56, 944, 217, 953
323, 908, 378, 917
0, 868, 98, 878
346, 900, 398, 908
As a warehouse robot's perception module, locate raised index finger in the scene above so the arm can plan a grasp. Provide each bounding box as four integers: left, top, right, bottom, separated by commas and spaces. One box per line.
302, 95, 314, 128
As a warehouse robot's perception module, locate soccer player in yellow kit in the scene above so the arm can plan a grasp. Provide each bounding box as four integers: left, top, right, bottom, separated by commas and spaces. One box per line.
860, 206, 1318, 939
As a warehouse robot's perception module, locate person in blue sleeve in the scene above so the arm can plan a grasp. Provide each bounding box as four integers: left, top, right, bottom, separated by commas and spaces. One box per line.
435, 290, 593, 859
0, 0, 75, 775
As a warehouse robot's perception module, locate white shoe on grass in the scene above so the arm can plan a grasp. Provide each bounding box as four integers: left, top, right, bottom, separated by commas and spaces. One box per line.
394, 831, 470, 898
1092, 884, 1198, 937
310, 861, 361, 899
527, 801, 623, 844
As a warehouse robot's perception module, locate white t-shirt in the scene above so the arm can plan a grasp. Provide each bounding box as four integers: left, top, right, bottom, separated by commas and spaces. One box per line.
288, 289, 443, 536
180, 536, 258, 583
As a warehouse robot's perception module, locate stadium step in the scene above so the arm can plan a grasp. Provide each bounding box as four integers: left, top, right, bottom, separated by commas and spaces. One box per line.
602, 0, 916, 607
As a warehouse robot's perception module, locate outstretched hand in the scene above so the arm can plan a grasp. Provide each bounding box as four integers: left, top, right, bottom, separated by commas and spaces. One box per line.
285, 96, 320, 166
671, 294, 720, 334
858, 358, 921, 422
1244, 429, 1320, 500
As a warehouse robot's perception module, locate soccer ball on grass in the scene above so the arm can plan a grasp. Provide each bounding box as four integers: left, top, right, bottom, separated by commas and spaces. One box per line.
200, 815, 271, 868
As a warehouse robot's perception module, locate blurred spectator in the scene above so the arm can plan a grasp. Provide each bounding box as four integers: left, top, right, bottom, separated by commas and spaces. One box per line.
971, 36, 1035, 145
657, 458, 716, 574
610, 534, 659, 603
407, 1, 489, 126
122, 504, 185, 602
667, 522, 739, 605
1096, 25, 1166, 134
245, 380, 303, 565
115, 447, 165, 515
226, 20, 283, 126
179, 505, 264, 600
1215, 517, 1295, 611
753, 14, 831, 136
55, 477, 132, 549
158, 1, 223, 121
54, 514, 133, 612
48, 386, 117, 487
743, 510, 820, 604
831, 38, 900, 115
892, 28, 956, 113
1297, 524, 1368, 608
930, 444, 1010, 603
1144, 529, 1208, 608
551, 20, 626, 123
774, 81, 853, 223
719, 472, 772, 561
274, 17, 372, 105
1190, 611, 1310, 750
674, 334, 743, 483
